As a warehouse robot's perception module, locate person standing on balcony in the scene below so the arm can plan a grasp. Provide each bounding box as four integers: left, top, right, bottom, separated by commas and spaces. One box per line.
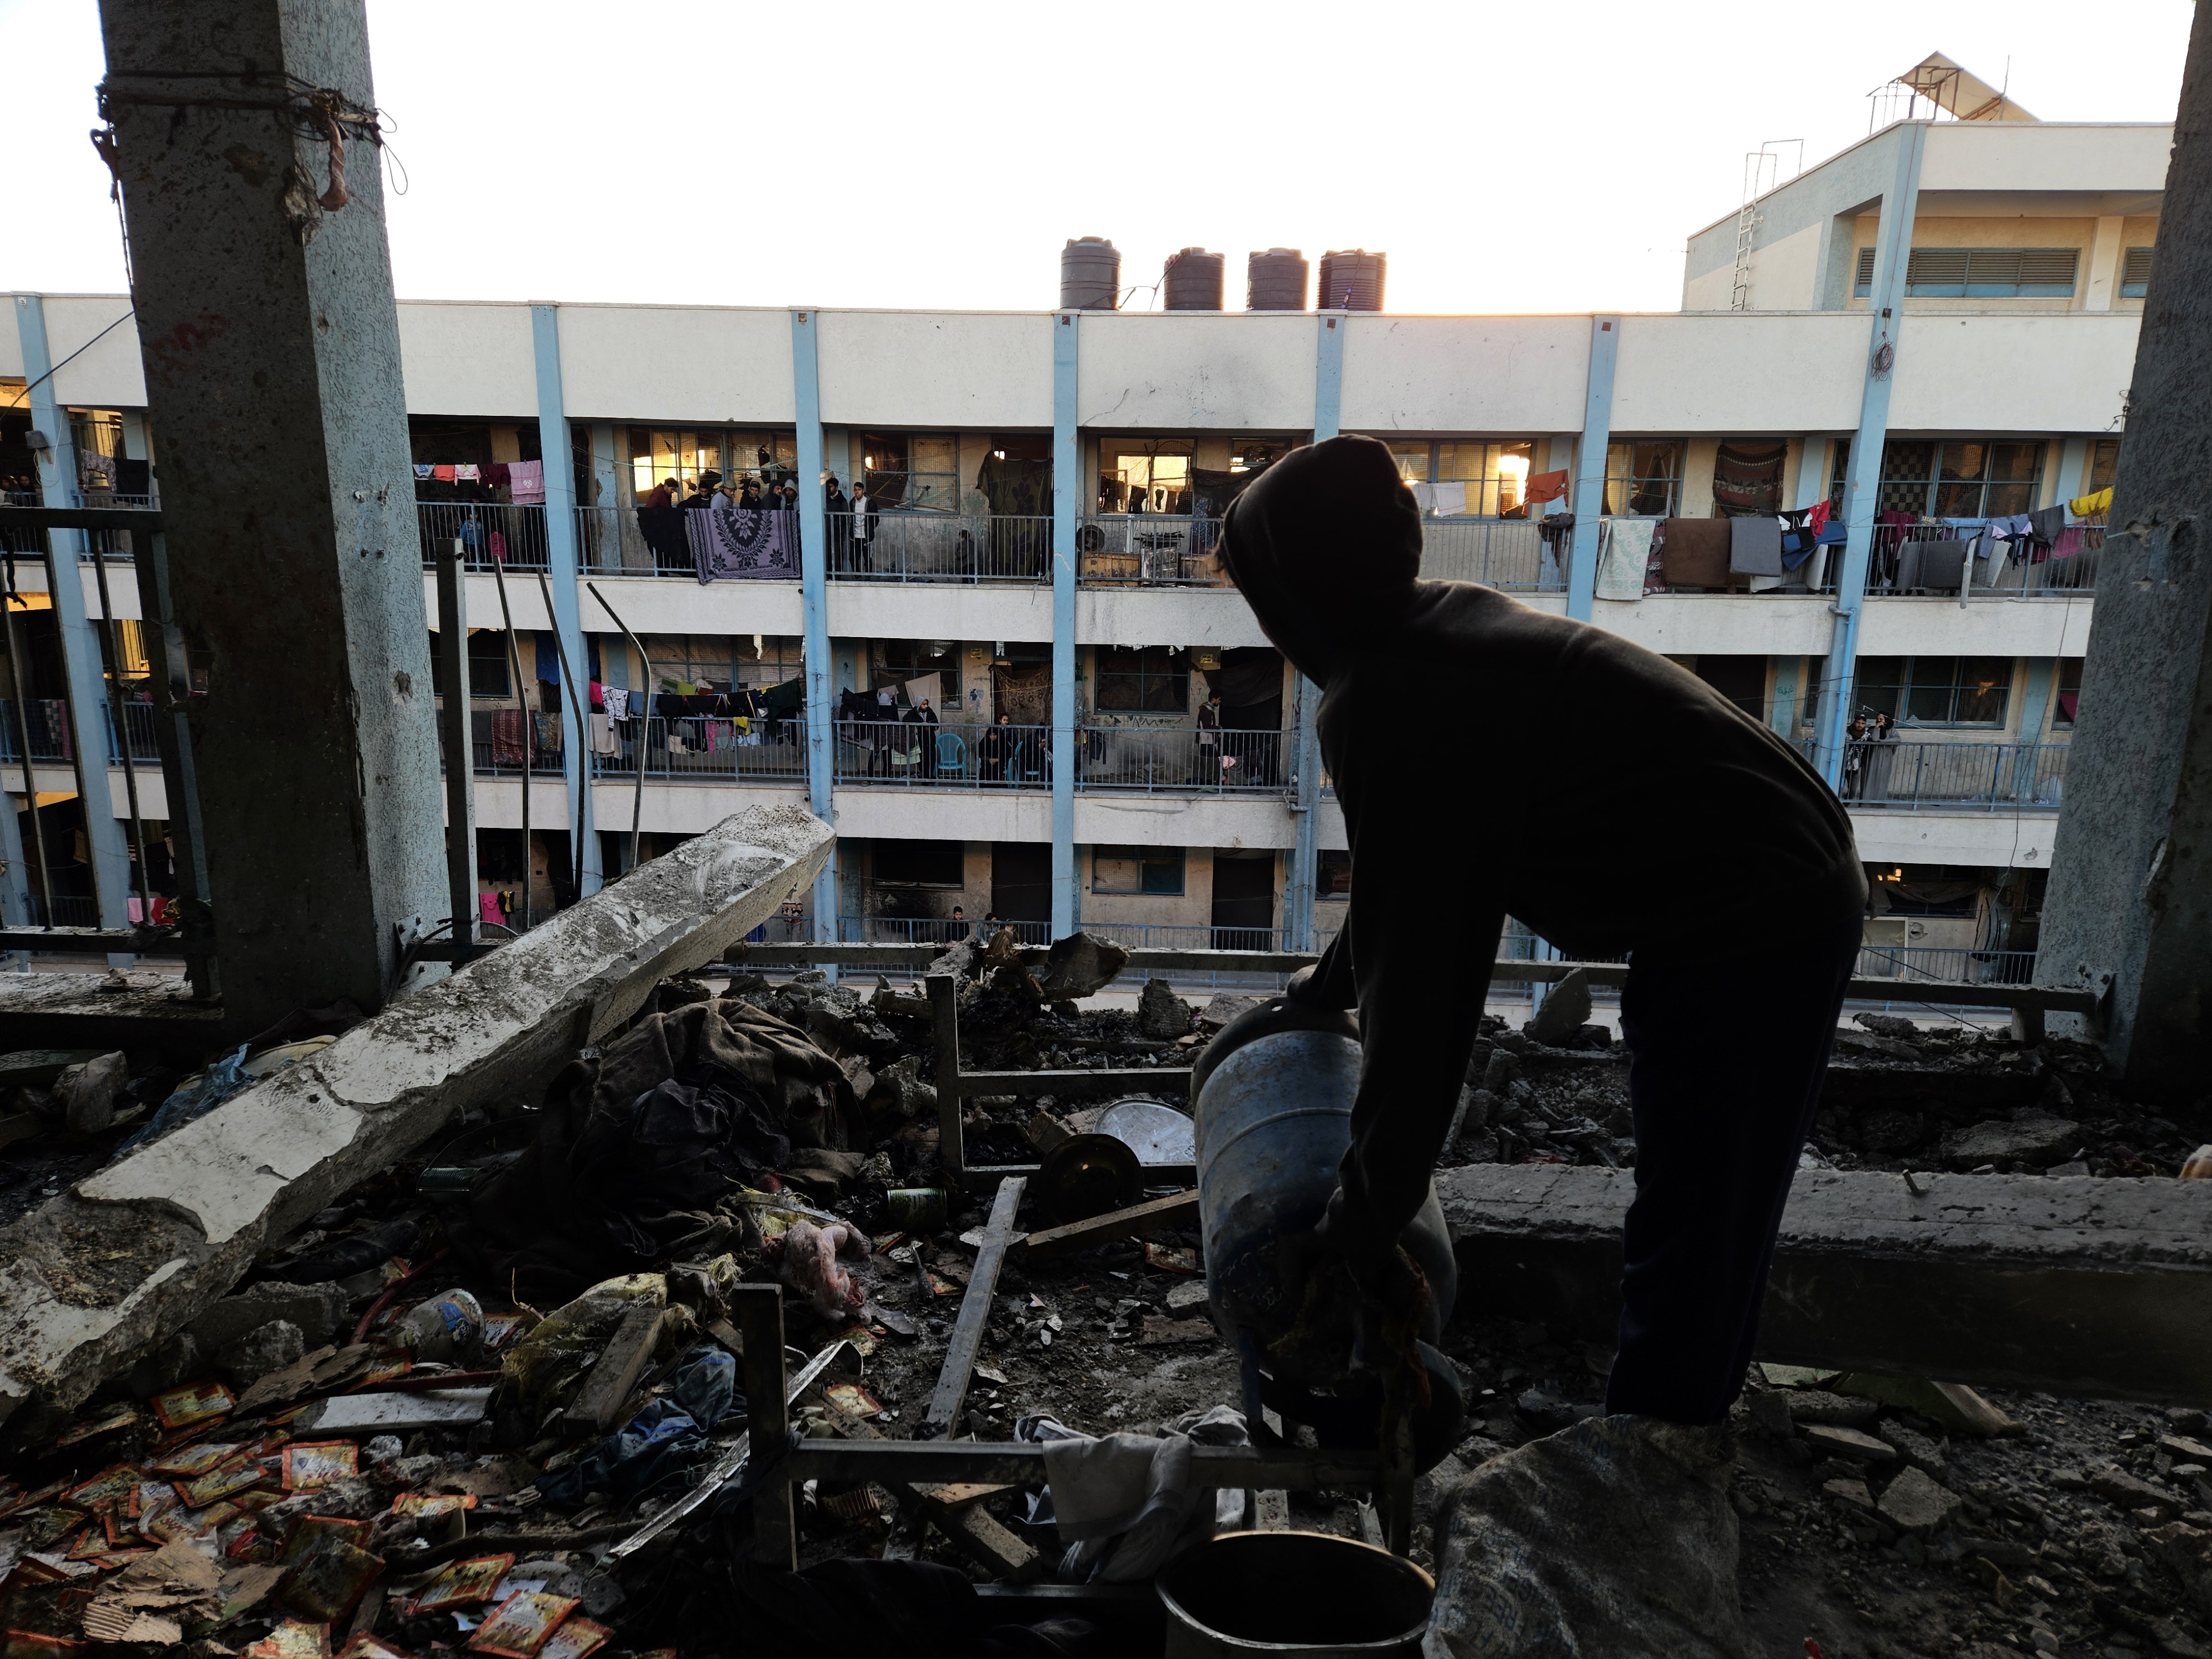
1841, 716, 1869, 800
1864, 711, 1900, 802
644, 477, 676, 510
1195, 692, 1223, 786
978, 711, 1016, 785
851, 481, 878, 573
826, 477, 851, 570
1219, 434, 1864, 1652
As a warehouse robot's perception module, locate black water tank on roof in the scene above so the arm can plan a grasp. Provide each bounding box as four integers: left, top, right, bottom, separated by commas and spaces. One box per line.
1060, 237, 1121, 310
1317, 249, 1387, 311
1164, 247, 1226, 310
1246, 248, 1310, 311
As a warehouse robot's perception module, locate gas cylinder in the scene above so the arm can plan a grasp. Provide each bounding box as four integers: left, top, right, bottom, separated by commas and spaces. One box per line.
1191, 996, 1463, 1471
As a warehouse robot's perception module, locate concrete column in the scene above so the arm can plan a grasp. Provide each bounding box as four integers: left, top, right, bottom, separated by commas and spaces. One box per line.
2083, 215, 2126, 312
2037, 6, 2212, 1095
2053, 437, 2090, 507
93, 0, 447, 1027
1792, 436, 1829, 510
2012, 658, 2058, 803
531, 304, 597, 898
791, 309, 837, 941
1050, 312, 1079, 940
13, 296, 135, 962
1566, 316, 1620, 622
1813, 121, 1927, 790
1281, 311, 1346, 952
1769, 657, 1799, 739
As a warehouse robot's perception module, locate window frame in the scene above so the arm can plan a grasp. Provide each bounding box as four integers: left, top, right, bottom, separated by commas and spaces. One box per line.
1603, 440, 1684, 518
2119, 247, 2153, 300
1854, 246, 2080, 300
2052, 658, 2083, 729
1091, 845, 1186, 896
862, 431, 961, 513
1840, 438, 2047, 520
1852, 655, 2014, 729
1092, 646, 1191, 715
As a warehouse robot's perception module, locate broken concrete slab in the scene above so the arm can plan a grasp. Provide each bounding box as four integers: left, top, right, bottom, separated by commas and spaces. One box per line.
185, 1280, 349, 1352
0, 805, 832, 1428
1031, 933, 1129, 1001
1879, 1467, 1963, 1534
292, 1387, 494, 1434
56, 1051, 128, 1135
1938, 1115, 2082, 1170
1439, 1163, 2212, 1404
1524, 967, 1592, 1045
1136, 981, 1193, 1041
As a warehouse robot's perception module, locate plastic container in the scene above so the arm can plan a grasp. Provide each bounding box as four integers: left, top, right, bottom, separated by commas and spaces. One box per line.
395, 1287, 484, 1363
1157, 1531, 1433, 1658
1164, 247, 1225, 310
1060, 238, 1121, 310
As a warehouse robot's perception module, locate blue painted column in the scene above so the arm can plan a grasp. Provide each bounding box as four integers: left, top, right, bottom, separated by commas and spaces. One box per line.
792, 310, 838, 941
2012, 657, 2059, 801
1051, 312, 1080, 940
1814, 122, 1927, 789
531, 304, 601, 898
1281, 311, 1345, 952
14, 295, 132, 960
1565, 315, 1620, 622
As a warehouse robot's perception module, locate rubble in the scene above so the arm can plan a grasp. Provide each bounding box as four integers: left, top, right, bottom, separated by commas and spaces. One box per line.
2, 930, 2209, 1659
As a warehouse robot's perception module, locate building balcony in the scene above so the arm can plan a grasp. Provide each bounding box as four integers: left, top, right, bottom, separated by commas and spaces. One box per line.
1833, 738, 2068, 812
828, 513, 1050, 584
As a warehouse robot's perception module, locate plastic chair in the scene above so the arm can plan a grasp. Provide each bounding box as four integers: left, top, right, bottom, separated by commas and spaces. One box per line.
935, 730, 966, 778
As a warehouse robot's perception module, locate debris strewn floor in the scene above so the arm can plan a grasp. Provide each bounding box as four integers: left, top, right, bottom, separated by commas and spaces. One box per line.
1, 941, 2207, 1657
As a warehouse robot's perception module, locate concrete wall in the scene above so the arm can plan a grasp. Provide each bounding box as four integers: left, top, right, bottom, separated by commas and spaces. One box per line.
1338, 316, 1589, 433
1075, 312, 1317, 431
818, 312, 1053, 430
397, 302, 534, 416
556, 304, 795, 424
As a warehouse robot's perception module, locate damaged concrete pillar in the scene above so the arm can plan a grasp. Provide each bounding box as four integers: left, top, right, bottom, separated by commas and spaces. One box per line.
2037, 11, 2212, 1098
94, 0, 446, 1030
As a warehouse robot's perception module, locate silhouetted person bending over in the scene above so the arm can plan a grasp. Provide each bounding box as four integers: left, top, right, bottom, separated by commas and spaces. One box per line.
1220, 435, 1866, 1650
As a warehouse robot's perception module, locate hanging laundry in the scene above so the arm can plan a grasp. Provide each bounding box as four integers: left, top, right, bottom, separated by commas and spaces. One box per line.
509, 458, 547, 505
455, 463, 481, 483
1407, 481, 1434, 514
589, 679, 606, 713
534, 712, 562, 756
2050, 526, 2088, 560
432, 465, 456, 482
604, 686, 630, 722
483, 462, 511, 489
589, 712, 619, 754
478, 891, 503, 928
1427, 481, 1468, 517
1805, 499, 1831, 535
490, 708, 527, 768
2069, 486, 2114, 518
1727, 516, 1785, 577
689, 507, 800, 582
2028, 503, 2067, 545
413, 464, 434, 481
1526, 469, 1568, 505
1710, 443, 1788, 517
1594, 518, 1655, 602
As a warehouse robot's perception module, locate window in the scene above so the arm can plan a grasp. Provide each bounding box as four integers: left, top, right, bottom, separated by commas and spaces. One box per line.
2085, 439, 2121, 494
1092, 846, 1185, 896
639, 633, 801, 693
1603, 441, 1682, 517
1093, 646, 1190, 714
1438, 442, 1536, 517
1799, 655, 1828, 728
1866, 864, 1984, 917
1854, 247, 2079, 299
2120, 247, 2153, 300
1098, 439, 1192, 515
873, 839, 964, 888
427, 629, 514, 698
863, 433, 959, 511
1854, 656, 2012, 727
874, 640, 959, 705
628, 429, 796, 498
1317, 849, 1352, 899
1387, 442, 1536, 516
1862, 439, 2044, 519
2052, 658, 2082, 728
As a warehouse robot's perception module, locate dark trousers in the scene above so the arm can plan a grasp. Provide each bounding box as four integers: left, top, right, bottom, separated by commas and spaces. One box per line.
1604, 917, 1861, 1425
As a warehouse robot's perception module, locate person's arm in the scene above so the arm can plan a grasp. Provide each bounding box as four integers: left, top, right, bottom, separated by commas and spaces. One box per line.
1307, 690, 1504, 1266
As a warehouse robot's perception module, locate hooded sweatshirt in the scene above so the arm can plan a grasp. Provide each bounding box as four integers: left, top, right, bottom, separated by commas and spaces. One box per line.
1220, 435, 1865, 1251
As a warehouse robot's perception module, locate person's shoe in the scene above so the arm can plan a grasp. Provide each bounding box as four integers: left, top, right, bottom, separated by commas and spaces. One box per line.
1423, 1413, 1750, 1659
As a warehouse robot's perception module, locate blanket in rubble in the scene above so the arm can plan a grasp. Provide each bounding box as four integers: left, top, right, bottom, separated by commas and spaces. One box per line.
459, 998, 859, 1305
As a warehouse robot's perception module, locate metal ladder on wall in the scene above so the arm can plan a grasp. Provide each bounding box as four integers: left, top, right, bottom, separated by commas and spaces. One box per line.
1729, 140, 1803, 312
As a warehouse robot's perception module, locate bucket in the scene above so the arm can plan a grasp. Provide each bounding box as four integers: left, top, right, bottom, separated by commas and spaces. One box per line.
1156, 1531, 1433, 1659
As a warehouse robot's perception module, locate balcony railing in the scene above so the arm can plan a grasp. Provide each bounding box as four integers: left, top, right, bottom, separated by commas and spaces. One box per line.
833, 720, 1052, 788
417, 502, 550, 571
1419, 518, 1564, 592
838, 915, 1052, 947
830, 512, 1050, 583
593, 716, 808, 784
1854, 943, 2035, 985
0, 699, 73, 763
1835, 739, 2069, 811
1077, 516, 1229, 587
1076, 725, 1287, 793
1867, 522, 2104, 599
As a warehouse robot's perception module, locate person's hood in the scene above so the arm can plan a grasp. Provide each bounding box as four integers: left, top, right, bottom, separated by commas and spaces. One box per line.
1218, 434, 1422, 687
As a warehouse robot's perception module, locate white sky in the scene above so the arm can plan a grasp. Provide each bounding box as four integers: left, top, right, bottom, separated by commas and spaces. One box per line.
1, 1, 2190, 316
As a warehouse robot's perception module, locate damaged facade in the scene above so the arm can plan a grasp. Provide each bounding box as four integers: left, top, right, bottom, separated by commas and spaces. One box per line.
2, 112, 2163, 974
